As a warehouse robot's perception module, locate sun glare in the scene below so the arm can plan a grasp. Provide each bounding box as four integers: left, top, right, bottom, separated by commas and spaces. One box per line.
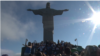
85, 2, 100, 45
90, 12, 100, 25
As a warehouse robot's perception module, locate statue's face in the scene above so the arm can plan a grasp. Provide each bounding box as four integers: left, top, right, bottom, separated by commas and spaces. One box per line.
46, 2, 50, 8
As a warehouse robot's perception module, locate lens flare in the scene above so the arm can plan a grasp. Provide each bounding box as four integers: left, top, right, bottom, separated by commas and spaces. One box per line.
90, 12, 100, 25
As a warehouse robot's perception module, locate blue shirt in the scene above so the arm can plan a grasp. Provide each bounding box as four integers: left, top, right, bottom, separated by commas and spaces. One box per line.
24, 47, 31, 54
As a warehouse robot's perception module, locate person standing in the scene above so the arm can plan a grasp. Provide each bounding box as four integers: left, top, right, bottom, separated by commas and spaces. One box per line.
23, 39, 32, 56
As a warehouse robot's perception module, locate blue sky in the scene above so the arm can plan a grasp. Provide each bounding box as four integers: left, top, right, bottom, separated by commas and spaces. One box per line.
1, 1, 100, 56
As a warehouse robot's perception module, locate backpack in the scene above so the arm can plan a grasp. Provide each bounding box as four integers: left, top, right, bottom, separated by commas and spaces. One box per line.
84, 45, 98, 56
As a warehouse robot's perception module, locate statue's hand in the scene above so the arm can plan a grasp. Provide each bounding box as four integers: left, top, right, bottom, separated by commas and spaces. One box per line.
63, 9, 69, 11
27, 9, 32, 11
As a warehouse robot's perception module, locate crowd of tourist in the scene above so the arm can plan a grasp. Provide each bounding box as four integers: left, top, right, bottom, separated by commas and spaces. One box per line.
21, 39, 100, 56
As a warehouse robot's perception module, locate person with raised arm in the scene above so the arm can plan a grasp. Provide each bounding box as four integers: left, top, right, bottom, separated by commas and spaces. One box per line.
23, 39, 32, 56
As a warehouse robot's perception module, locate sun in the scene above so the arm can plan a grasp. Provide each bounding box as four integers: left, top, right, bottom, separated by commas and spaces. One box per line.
90, 12, 100, 25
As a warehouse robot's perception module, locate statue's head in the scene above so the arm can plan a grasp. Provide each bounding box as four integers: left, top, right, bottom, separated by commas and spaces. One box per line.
46, 2, 50, 8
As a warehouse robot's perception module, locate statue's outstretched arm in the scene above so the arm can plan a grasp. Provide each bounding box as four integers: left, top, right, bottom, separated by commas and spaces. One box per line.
27, 9, 34, 11
62, 9, 69, 11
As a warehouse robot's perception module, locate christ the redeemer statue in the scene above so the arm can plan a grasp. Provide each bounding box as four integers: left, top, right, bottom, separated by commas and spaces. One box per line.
27, 2, 69, 42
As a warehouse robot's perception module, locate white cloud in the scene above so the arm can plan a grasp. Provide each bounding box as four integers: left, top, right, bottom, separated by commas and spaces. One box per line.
1, 2, 36, 41
1, 49, 15, 56
1, 12, 36, 41
1, 49, 21, 56
1, 1, 54, 41
15, 53, 21, 56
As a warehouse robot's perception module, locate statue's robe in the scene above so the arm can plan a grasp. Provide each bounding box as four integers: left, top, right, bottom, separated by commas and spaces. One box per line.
32, 8, 63, 42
